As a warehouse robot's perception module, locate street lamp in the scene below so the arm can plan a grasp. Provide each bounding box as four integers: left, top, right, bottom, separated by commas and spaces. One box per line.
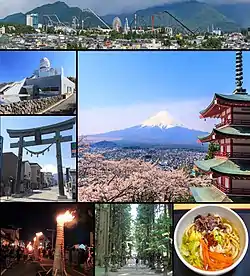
53, 210, 75, 276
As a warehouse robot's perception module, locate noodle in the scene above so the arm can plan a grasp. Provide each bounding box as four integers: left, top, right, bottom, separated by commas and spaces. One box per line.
180, 213, 240, 271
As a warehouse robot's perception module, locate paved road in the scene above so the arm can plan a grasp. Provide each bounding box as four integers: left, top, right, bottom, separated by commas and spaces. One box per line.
100, 265, 164, 276
0, 186, 75, 202
45, 93, 76, 114
2, 260, 41, 276
2, 258, 90, 276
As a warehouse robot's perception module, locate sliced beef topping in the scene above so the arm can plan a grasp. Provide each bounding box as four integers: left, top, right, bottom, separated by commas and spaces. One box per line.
193, 213, 226, 233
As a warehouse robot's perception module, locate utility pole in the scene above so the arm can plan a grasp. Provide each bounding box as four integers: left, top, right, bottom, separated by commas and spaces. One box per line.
47, 229, 56, 250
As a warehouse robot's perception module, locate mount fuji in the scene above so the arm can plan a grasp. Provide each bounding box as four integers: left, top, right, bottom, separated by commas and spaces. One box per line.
89, 111, 208, 146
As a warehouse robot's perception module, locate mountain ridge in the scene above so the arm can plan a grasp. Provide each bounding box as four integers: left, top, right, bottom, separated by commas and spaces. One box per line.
87, 111, 208, 146
0, 1, 248, 32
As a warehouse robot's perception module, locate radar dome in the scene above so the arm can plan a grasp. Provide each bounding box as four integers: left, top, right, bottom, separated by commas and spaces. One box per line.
40, 57, 51, 70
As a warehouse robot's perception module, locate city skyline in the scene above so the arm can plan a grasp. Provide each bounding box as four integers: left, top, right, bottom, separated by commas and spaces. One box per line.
0, 51, 76, 83
1, 116, 76, 174
79, 51, 250, 135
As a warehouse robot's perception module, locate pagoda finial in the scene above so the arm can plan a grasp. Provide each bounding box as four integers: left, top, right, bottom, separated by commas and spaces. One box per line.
233, 51, 247, 95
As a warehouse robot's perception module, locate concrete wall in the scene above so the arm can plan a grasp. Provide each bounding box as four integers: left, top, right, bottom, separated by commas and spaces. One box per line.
62, 77, 75, 95
26, 75, 62, 93
30, 164, 41, 189
21, 161, 31, 181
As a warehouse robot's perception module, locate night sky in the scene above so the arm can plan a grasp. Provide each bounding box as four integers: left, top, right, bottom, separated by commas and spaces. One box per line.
0, 203, 94, 246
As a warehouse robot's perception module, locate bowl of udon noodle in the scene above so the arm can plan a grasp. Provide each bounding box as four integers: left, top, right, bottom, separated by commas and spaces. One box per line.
174, 205, 248, 275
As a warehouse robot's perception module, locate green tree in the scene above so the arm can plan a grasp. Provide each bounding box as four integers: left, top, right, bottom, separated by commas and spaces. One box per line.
205, 142, 220, 160
135, 204, 172, 273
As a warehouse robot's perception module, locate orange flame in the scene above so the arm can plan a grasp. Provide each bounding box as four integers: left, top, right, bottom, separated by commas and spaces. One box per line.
56, 210, 75, 224
36, 232, 43, 237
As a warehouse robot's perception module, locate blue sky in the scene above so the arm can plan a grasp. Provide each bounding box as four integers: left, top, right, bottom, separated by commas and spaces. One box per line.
78, 51, 250, 134
0, 51, 76, 83
0, 116, 76, 173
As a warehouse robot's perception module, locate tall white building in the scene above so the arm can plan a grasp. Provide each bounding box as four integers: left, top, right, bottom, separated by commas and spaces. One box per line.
26, 13, 39, 28
26, 14, 33, 26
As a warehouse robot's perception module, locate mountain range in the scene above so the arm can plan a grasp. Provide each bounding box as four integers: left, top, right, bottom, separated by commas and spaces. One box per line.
87, 111, 208, 146
1, 1, 250, 32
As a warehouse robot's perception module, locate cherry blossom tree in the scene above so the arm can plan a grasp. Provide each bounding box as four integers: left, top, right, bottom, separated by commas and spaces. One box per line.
78, 140, 211, 202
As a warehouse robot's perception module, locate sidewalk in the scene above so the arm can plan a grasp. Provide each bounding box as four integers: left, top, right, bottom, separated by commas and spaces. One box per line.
0, 185, 74, 202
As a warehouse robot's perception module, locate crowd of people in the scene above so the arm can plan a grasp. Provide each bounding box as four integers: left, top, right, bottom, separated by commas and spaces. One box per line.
67, 245, 94, 271
0, 244, 22, 269
0, 243, 94, 273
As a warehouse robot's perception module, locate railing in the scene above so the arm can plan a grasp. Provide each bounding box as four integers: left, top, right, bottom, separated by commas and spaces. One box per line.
215, 151, 250, 158
215, 119, 250, 128
215, 151, 228, 157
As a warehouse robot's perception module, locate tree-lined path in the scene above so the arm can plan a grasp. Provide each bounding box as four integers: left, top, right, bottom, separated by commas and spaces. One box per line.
95, 204, 172, 276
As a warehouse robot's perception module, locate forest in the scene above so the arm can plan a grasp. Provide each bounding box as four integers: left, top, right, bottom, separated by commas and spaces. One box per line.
95, 204, 172, 276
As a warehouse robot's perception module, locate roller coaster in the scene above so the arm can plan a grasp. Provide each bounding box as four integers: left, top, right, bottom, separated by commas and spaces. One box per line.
128, 11, 196, 35
42, 8, 196, 35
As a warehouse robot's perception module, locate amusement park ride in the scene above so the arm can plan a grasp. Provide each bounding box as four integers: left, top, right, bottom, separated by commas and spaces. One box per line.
42, 7, 196, 35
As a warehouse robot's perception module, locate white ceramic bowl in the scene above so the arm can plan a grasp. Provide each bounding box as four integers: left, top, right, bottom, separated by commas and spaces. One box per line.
174, 205, 248, 276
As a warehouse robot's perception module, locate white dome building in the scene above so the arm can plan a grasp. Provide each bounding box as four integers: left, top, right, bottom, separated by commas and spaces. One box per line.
33, 57, 62, 78
40, 57, 51, 71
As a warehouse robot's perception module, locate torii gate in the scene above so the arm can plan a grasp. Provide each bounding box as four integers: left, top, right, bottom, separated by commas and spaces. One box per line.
7, 117, 76, 199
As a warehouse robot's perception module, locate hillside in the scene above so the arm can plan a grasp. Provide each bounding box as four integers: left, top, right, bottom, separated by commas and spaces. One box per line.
91, 140, 118, 148
0, 1, 108, 28
103, 0, 238, 32
216, 3, 250, 28
0, 0, 247, 32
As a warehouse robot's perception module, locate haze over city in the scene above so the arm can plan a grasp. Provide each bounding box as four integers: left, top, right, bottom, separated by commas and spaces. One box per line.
79, 51, 250, 135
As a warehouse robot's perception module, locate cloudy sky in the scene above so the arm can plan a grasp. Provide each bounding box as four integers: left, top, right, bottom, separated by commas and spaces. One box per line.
1, 0, 249, 18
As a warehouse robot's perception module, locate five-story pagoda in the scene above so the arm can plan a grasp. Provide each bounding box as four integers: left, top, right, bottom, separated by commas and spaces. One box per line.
195, 51, 250, 196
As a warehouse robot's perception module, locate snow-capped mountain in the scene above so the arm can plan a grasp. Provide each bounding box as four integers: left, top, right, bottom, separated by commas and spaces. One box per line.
89, 111, 208, 145
141, 111, 184, 129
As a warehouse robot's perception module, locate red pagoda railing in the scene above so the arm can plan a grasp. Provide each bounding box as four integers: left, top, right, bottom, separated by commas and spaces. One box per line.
215, 119, 250, 128
215, 151, 250, 158
215, 151, 228, 157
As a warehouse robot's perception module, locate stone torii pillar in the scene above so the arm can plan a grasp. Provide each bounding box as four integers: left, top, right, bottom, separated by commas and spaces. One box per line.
56, 130, 65, 199
15, 136, 24, 196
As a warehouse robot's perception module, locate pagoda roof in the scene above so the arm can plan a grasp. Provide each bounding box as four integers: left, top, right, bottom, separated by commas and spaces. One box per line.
200, 93, 250, 118
198, 126, 250, 142
195, 158, 250, 176
216, 93, 250, 102
190, 186, 232, 202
